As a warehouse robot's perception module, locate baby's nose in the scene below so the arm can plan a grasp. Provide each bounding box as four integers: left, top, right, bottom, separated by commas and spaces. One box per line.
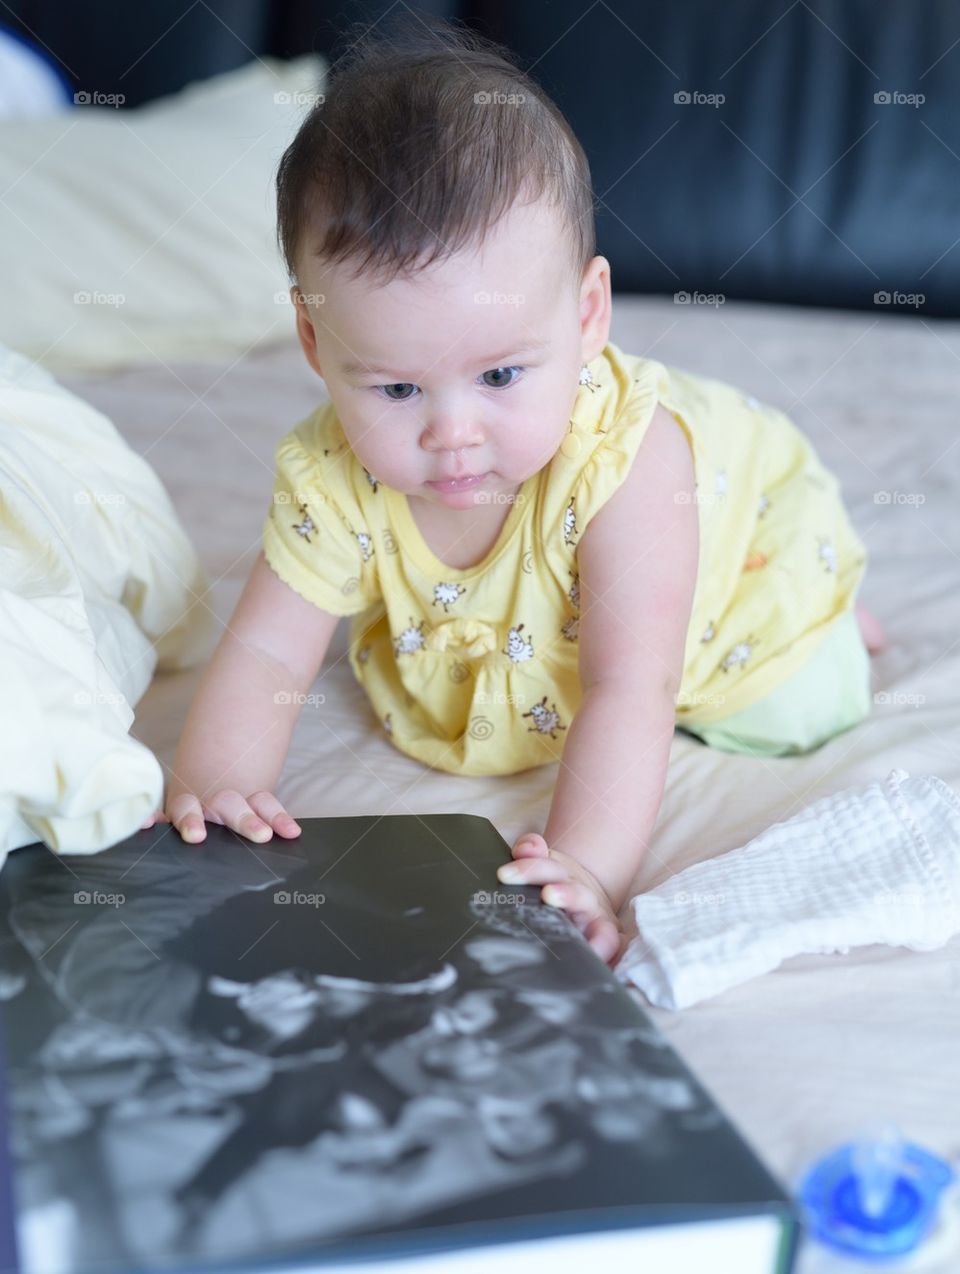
423, 413, 483, 452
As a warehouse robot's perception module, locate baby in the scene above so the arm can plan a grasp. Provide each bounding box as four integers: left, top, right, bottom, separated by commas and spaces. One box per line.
144, 18, 885, 965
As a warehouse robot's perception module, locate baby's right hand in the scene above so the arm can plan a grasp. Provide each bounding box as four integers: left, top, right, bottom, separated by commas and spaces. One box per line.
140, 791, 301, 844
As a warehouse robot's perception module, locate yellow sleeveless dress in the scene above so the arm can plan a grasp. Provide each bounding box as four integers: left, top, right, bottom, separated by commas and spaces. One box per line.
262, 340, 868, 775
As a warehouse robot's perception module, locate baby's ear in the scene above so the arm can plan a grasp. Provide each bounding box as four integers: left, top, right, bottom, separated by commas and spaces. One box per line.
291, 288, 325, 378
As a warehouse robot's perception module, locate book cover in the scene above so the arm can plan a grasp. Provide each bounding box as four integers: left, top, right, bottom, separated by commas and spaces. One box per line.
0, 815, 801, 1274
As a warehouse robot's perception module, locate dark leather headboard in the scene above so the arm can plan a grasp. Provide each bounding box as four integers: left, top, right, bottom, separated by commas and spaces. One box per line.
484, 0, 959, 317
5, 0, 956, 314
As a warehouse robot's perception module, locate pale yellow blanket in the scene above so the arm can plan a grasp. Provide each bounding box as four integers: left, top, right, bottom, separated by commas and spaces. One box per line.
0, 344, 213, 860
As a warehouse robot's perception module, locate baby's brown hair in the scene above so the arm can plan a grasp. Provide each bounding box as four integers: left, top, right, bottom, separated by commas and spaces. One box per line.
275, 13, 596, 290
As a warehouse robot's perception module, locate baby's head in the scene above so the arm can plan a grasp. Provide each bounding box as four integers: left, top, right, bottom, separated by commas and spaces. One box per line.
275, 15, 611, 510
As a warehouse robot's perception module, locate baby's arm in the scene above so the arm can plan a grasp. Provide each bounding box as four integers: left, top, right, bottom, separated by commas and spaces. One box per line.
151, 551, 341, 844
498, 404, 698, 959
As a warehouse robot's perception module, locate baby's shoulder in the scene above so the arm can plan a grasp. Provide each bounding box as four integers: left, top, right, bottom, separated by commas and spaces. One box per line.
284, 400, 347, 463
275, 402, 373, 504
578, 402, 696, 551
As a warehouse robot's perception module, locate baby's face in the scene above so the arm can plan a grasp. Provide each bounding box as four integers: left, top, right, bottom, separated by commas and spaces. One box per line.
291, 197, 610, 511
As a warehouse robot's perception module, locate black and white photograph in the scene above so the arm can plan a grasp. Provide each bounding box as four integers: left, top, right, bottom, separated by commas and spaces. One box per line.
0, 817, 790, 1272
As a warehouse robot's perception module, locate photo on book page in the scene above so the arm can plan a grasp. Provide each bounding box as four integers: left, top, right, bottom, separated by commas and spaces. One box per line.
0, 816, 794, 1274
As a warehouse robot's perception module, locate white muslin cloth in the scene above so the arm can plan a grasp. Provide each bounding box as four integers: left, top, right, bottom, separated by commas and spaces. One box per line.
615, 769, 960, 1010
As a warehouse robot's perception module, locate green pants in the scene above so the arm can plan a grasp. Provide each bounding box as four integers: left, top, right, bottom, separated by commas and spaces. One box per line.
678, 611, 872, 758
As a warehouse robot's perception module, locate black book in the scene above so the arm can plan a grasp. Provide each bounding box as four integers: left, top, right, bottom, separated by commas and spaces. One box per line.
0, 815, 801, 1274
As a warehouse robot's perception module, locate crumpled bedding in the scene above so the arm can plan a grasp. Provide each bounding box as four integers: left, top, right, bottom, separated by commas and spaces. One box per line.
0, 343, 214, 862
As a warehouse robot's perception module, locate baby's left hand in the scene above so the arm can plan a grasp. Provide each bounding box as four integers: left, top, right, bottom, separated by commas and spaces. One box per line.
497, 833, 625, 966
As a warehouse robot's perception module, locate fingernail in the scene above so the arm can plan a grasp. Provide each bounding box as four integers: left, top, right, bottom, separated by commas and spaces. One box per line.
542, 886, 562, 906
498, 865, 521, 882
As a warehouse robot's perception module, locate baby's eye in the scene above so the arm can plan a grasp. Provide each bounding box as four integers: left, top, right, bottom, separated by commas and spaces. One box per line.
378, 382, 417, 402
480, 366, 522, 390
374, 365, 523, 402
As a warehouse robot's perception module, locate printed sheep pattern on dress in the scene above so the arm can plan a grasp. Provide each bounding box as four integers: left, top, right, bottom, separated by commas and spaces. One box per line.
261, 340, 869, 777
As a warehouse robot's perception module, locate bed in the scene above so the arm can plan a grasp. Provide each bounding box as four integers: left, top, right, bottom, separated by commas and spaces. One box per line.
1, 38, 957, 1267
55, 292, 960, 1271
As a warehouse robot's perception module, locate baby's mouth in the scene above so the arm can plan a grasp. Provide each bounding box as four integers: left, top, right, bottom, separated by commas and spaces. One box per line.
425, 472, 491, 492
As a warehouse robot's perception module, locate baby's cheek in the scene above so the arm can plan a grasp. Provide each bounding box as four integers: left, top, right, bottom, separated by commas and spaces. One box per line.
342, 421, 413, 486
500, 385, 572, 472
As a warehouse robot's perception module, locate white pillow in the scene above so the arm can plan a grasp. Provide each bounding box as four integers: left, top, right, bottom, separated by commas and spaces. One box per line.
0, 55, 325, 373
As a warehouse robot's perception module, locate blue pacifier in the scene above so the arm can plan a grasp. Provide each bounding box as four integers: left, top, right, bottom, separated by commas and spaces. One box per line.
798, 1122, 957, 1264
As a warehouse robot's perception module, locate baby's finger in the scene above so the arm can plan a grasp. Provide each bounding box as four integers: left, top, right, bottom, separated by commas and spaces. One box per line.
584, 917, 622, 966
246, 791, 301, 839
612, 929, 631, 968
140, 809, 167, 830
511, 833, 549, 859
497, 857, 569, 887
166, 792, 208, 844
541, 880, 606, 924
205, 790, 274, 843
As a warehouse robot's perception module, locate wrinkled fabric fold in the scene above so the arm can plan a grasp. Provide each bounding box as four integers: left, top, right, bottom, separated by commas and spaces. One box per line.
0, 343, 214, 863
615, 769, 960, 1010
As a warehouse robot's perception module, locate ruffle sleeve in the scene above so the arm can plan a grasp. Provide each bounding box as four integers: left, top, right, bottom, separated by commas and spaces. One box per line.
559, 353, 672, 551
261, 413, 381, 616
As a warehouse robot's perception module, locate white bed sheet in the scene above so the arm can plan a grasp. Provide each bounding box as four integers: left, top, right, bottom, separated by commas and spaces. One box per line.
60, 296, 960, 1271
